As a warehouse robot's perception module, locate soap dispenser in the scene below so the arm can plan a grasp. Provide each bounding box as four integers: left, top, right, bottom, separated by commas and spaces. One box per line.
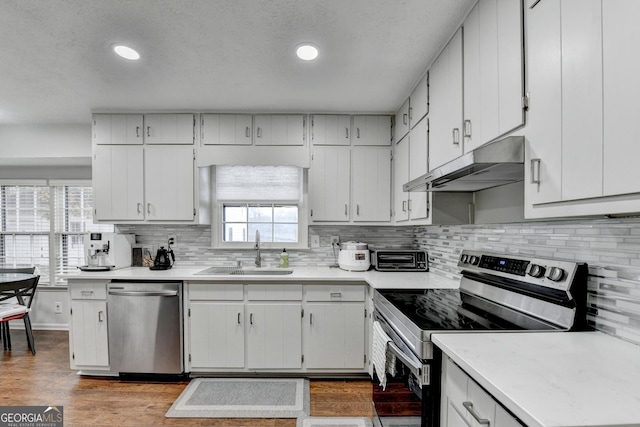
279, 248, 289, 268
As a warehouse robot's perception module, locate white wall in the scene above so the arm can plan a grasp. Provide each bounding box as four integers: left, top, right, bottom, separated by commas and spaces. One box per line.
0, 124, 92, 179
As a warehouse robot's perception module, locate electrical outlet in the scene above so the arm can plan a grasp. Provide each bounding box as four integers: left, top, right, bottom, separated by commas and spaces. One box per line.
54, 302, 62, 314
168, 234, 177, 246
330, 235, 340, 245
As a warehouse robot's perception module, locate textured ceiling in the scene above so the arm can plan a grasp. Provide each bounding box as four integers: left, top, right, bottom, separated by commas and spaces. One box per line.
0, 0, 476, 125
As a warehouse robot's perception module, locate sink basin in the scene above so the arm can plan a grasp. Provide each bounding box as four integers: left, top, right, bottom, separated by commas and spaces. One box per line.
235, 269, 293, 275
194, 267, 292, 276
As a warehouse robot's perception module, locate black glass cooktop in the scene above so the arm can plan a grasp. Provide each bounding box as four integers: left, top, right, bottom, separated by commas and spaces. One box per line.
377, 289, 522, 332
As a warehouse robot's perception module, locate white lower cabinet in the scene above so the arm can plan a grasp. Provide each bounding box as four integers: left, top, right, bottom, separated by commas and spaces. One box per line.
246, 303, 302, 369
68, 281, 110, 371
442, 356, 522, 427
303, 284, 366, 369
190, 302, 245, 369
186, 282, 367, 373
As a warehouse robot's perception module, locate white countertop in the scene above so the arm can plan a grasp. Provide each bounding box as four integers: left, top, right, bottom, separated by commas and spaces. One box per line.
62, 266, 459, 290
433, 331, 640, 427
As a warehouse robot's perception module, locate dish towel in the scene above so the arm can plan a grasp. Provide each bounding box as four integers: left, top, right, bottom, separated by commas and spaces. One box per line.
371, 320, 397, 390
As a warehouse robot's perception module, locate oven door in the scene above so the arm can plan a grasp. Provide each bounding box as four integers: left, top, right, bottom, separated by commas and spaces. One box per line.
373, 310, 441, 427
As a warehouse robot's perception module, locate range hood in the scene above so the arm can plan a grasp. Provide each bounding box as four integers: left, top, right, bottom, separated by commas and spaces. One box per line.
403, 135, 524, 192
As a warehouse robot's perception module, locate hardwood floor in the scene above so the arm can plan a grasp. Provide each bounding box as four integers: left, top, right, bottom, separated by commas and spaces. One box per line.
0, 330, 377, 426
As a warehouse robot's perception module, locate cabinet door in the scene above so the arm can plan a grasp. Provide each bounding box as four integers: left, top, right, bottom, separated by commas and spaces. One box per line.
429, 28, 463, 169
189, 302, 244, 369
309, 146, 351, 221
603, 0, 640, 196
410, 73, 429, 128
93, 145, 144, 221
246, 303, 302, 369
144, 146, 195, 221
201, 114, 252, 145
352, 147, 391, 222
394, 99, 410, 143
408, 119, 429, 221
255, 115, 305, 146
560, 0, 603, 201
70, 300, 109, 368
352, 116, 392, 146
525, 0, 562, 206
393, 137, 410, 222
303, 302, 365, 369
144, 114, 194, 144
312, 115, 351, 145
93, 114, 143, 145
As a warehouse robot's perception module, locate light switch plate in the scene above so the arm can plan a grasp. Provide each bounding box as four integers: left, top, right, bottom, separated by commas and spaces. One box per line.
311, 235, 320, 248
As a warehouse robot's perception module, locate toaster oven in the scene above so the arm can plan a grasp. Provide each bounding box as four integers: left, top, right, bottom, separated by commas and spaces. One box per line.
372, 249, 428, 272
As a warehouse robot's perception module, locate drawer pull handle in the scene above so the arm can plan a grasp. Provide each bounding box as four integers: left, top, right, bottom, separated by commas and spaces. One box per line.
463, 402, 490, 425
330, 292, 342, 299
81, 290, 94, 297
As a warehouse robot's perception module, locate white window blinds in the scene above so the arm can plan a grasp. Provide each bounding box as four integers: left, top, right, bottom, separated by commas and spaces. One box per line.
216, 166, 302, 201
0, 185, 51, 282
53, 185, 113, 281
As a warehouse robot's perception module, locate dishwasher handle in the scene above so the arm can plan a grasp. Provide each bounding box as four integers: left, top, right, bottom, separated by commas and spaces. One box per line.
108, 290, 178, 297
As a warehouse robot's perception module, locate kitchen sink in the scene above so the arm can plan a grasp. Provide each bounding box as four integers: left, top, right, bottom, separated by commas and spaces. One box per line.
194, 267, 293, 276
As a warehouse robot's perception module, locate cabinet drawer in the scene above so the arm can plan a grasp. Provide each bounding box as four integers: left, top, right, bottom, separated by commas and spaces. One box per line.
247, 284, 302, 300
189, 284, 243, 301
69, 282, 108, 300
305, 284, 365, 302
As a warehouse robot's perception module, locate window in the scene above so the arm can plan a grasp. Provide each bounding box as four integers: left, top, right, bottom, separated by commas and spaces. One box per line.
0, 182, 112, 286
214, 166, 308, 248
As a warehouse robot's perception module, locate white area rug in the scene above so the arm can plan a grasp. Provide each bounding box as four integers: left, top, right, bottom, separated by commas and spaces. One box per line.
297, 417, 373, 427
372, 416, 422, 427
166, 378, 309, 419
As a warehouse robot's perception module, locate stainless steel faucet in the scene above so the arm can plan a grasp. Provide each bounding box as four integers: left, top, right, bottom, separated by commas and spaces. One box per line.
254, 229, 261, 268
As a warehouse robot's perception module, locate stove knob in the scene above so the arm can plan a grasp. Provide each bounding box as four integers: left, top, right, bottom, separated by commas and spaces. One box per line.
546, 267, 565, 282
469, 256, 479, 266
460, 254, 469, 264
528, 264, 546, 278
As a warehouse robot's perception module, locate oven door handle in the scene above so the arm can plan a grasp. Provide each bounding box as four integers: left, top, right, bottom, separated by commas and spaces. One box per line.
387, 341, 429, 386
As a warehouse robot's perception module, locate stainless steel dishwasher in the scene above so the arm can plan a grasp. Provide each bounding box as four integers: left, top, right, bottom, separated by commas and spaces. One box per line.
107, 281, 183, 374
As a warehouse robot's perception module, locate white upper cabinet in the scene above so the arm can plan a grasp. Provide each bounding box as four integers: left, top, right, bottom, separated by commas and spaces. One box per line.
144, 114, 195, 144
524, 0, 640, 218
352, 115, 392, 146
311, 115, 351, 145
429, 28, 464, 169
93, 145, 145, 221
201, 113, 252, 145
144, 146, 195, 221
352, 147, 391, 222
254, 114, 305, 146
602, 0, 640, 197
394, 99, 410, 143
463, 0, 524, 153
93, 114, 143, 145
409, 73, 429, 128
393, 137, 410, 223
309, 146, 351, 221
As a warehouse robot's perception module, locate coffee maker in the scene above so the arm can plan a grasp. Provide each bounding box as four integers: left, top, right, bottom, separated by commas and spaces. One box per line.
81, 233, 134, 271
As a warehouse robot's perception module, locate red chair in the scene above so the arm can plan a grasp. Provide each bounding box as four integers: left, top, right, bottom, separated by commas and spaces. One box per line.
0, 268, 39, 354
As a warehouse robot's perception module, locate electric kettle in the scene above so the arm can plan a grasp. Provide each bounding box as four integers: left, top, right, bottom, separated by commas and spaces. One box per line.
150, 246, 175, 270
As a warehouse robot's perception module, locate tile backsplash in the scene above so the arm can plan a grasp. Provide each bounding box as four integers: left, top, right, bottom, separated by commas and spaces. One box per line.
115, 224, 414, 268
118, 217, 640, 346
414, 218, 640, 346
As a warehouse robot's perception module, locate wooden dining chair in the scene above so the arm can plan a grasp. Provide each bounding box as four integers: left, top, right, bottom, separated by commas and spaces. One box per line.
0, 268, 39, 354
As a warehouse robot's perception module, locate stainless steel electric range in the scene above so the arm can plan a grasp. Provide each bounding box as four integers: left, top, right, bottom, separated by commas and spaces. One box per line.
372, 250, 589, 427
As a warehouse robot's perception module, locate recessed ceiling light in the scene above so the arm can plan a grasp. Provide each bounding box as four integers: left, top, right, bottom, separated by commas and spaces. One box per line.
296, 43, 319, 61
113, 45, 140, 61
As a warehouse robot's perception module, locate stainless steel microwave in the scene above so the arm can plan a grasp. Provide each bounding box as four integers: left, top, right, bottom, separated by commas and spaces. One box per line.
372, 249, 428, 272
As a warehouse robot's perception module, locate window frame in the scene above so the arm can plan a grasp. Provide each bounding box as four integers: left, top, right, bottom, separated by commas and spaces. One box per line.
0, 179, 113, 286
211, 169, 309, 250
